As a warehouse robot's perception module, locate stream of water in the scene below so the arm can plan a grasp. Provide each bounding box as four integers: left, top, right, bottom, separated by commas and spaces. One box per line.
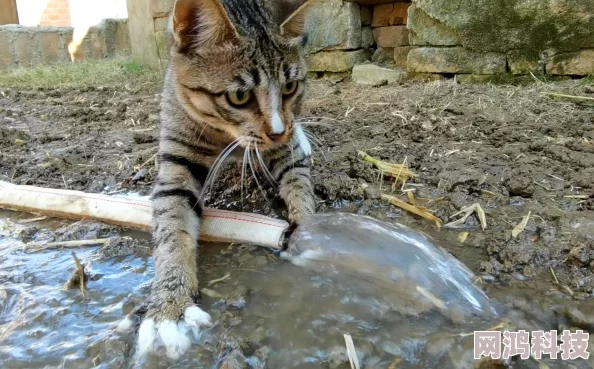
0, 209, 590, 369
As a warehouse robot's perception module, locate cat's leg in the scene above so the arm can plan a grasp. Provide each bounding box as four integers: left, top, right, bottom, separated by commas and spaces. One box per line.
269, 125, 315, 224
134, 153, 212, 360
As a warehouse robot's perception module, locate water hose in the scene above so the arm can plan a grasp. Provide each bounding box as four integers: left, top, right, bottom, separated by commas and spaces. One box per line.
0, 181, 289, 250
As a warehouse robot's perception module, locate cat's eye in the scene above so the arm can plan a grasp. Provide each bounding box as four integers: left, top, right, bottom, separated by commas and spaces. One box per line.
226, 90, 253, 107
282, 81, 299, 96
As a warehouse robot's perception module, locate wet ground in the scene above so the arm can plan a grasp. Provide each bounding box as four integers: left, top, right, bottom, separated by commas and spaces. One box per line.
1, 71, 594, 368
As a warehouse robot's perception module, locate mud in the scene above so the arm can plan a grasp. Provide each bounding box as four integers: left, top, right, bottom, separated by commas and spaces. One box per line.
1, 77, 594, 368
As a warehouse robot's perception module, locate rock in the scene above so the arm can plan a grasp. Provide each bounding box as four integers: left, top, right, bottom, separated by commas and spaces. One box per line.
372, 47, 395, 64
360, 6, 372, 26
352, 63, 402, 85
408, 3, 460, 46
307, 50, 370, 72
132, 168, 148, 182
362, 26, 374, 48
305, 0, 362, 54
220, 350, 248, 369
371, 2, 409, 27
409, 0, 594, 56
547, 49, 594, 76
373, 26, 409, 47
88, 336, 129, 369
132, 132, 155, 144
508, 50, 543, 74
407, 47, 506, 74
505, 176, 534, 197
393, 46, 417, 68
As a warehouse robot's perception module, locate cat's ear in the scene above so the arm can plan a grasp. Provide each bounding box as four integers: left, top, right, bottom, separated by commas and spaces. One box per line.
172, 0, 238, 51
275, 0, 316, 38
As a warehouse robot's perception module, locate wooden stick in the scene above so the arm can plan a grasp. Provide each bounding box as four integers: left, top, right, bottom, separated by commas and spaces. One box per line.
25, 238, 112, 253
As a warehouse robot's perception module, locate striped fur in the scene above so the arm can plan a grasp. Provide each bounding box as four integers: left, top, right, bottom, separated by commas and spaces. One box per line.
134, 0, 316, 359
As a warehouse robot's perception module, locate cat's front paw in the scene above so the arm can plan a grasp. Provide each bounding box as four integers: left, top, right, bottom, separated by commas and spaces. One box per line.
127, 293, 212, 360
287, 198, 315, 225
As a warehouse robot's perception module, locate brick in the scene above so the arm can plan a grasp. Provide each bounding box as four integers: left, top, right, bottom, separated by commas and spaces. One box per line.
373, 26, 409, 47
38, 32, 62, 63
371, 3, 409, 27
547, 49, 594, 76
407, 47, 506, 74
393, 46, 417, 68
0, 32, 13, 66
360, 6, 372, 26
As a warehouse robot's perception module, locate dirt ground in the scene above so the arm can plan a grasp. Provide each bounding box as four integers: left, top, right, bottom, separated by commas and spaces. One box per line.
1, 67, 594, 299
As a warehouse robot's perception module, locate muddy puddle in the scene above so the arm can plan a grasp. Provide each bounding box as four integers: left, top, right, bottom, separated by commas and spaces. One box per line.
1, 208, 593, 369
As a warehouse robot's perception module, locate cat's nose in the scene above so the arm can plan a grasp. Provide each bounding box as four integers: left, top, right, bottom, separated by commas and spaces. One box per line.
267, 130, 285, 141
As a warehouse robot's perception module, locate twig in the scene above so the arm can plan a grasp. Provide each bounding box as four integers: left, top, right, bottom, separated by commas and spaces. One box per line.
139, 153, 157, 169
201, 288, 225, 299
20, 216, 48, 224
541, 92, 594, 103
564, 194, 591, 199
208, 273, 231, 286
65, 251, 87, 297
25, 238, 111, 253
550, 267, 559, 284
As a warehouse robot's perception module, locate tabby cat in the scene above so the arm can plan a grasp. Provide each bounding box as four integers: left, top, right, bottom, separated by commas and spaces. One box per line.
127, 0, 316, 360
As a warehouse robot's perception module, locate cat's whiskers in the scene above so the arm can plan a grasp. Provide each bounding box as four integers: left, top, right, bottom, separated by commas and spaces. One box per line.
300, 127, 327, 160
240, 142, 249, 206
246, 145, 267, 199
255, 143, 277, 185
200, 138, 243, 198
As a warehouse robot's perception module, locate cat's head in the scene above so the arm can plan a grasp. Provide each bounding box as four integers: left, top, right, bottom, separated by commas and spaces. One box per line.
169, 0, 315, 150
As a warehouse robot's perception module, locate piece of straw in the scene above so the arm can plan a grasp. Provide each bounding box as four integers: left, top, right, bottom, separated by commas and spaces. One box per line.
358, 151, 416, 186
512, 211, 532, 238
343, 334, 361, 369
382, 193, 442, 228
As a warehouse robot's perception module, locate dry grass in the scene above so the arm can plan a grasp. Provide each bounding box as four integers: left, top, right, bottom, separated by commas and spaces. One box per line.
0, 58, 162, 89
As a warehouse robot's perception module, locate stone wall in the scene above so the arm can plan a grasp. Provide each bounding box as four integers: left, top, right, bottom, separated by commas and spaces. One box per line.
126, 0, 174, 71
0, 19, 130, 69
308, 0, 594, 81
